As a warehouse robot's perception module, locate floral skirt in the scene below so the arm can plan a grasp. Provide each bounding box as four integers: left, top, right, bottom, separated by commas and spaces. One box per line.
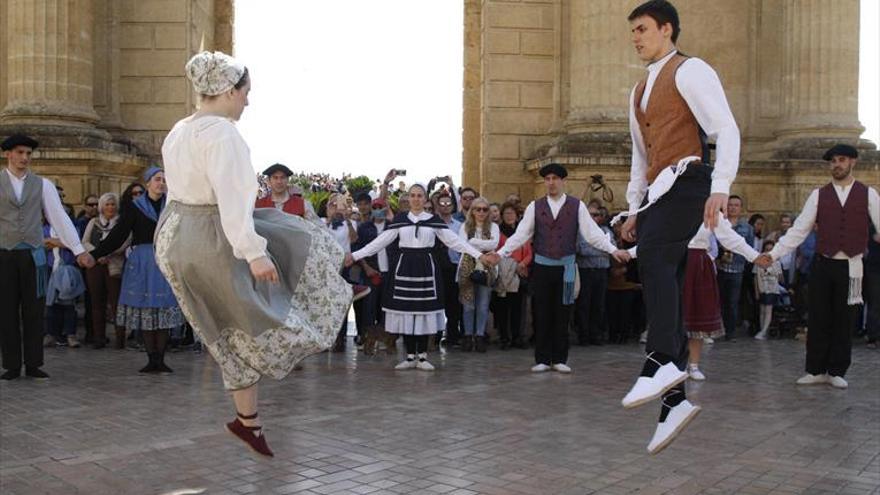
116, 304, 184, 331
154, 202, 349, 390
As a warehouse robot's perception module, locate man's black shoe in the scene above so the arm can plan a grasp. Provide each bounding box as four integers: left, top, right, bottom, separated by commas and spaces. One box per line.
1, 369, 21, 380
25, 367, 50, 379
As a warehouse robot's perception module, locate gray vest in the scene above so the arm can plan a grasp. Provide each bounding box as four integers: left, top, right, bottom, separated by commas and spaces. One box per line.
0, 171, 44, 249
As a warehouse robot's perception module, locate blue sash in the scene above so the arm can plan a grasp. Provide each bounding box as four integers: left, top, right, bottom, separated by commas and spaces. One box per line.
535, 254, 577, 305
13, 242, 48, 298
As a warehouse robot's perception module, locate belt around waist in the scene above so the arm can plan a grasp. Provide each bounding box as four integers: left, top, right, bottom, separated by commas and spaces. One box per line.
166, 200, 219, 214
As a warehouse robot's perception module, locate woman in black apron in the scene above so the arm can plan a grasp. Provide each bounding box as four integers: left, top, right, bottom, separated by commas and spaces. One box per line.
347, 184, 493, 370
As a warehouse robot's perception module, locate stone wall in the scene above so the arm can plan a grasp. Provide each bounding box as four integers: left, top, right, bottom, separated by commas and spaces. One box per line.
0, 0, 233, 206
477, 0, 559, 201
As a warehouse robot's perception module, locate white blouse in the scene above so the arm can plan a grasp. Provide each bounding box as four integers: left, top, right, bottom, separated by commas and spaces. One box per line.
352, 211, 484, 262
161, 115, 267, 263
688, 214, 759, 262
458, 222, 500, 253
628, 213, 759, 262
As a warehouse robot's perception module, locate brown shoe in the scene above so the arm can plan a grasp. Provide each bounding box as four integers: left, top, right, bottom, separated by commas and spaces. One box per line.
115, 328, 126, 349
225, 412, 274, 458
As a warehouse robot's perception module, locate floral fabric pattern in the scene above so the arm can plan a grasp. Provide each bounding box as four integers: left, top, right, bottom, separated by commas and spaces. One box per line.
155, 204, 349, 391
116, 304, 184, 331
185, 51, 246, 96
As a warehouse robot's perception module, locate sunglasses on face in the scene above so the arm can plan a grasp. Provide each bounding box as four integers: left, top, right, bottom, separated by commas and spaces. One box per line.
86, 202, 99, 207
132, 190, 144, 196
372, 205, 385, 210
438, 202, 453, 207
472, 207, 489, 212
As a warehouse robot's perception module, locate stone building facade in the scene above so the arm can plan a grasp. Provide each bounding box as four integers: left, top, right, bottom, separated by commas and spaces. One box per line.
1, 0, 876, 220
464, 0, 879, 222
0, 0, 233, 205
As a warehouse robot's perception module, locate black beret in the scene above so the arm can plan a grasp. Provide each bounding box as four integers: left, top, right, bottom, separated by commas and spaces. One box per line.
262, 163, 294, 177
1, 134, 39, 151
539, 162, 568, 179
823, 144, 858, 161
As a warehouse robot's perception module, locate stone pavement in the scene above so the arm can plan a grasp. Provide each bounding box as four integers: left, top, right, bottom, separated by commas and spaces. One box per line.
1, 338, 878, 495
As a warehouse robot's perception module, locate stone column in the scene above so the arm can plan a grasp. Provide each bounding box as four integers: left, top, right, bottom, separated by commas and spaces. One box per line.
777, 0, 862, 140
1, 0, 100, 126
564, 0, 642, 134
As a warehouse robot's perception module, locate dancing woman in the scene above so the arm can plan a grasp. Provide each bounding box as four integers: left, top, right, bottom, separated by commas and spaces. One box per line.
345, 183, 493, 370
154, 51, 349, 457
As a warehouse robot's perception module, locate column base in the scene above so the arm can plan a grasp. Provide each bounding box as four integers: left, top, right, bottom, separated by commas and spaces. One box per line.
0, 123, 150, 205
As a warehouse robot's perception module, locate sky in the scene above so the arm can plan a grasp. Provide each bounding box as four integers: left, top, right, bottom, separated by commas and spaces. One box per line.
235, 1, 879, 186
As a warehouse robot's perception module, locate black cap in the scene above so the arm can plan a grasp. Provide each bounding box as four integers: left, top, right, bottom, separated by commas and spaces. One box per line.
1, 134, 39, 151
262, 163, 294, 177
539, 162, 568, 179
822, 144, 858, 161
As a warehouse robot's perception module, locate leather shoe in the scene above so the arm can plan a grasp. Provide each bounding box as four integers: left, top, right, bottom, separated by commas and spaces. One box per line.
1, 369, 21, 380
25, 367, 49, 379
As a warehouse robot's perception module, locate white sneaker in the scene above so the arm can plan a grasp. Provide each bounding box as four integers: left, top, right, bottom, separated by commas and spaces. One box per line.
416, 353, 435, 371
639, 331, 648, 344
703, 337, 714, 345
647, 400, 701, 454
828, 375, 848, 389
622, 361, 688, 409
551, 363, 572, 374
394, 357, 417, 370
796, 373, 828, 385
688, 365, 706, 381
531, 363, 551, 373
754, 330, 768, 341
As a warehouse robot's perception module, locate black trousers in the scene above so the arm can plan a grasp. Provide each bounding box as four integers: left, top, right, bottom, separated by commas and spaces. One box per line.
637, 164, 711, 369
574, 267, 609, 343
0, 250, 45, 371
806, 257, 855, 377
442, 265, 462, 343
607, 288, 640, 342
531, 264, 572, 365
493, 290, 524, 343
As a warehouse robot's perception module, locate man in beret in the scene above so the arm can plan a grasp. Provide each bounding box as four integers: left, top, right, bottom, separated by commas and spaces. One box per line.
494, 163, 630, 374
755, 143, 878, 390
255, 163, 316, 219
0, 134, 95, 380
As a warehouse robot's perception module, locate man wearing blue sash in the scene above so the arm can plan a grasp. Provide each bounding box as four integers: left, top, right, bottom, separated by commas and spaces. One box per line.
0, 134, 94, 380
495, 163, 630, 373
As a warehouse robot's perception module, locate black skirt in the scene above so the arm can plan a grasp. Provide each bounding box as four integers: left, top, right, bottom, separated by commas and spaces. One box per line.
383, 247, 445, 314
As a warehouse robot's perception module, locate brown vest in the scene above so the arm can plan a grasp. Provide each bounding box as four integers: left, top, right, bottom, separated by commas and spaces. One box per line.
254, 194, 305, 217
633, 53, 706, 184
816, 181, 869, 258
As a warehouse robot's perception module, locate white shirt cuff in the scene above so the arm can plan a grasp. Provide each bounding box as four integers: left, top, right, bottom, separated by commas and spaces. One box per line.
710, 178, 732, 196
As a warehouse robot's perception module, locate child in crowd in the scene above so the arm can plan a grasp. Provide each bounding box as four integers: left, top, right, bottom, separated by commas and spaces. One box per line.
753, 240, 784, 340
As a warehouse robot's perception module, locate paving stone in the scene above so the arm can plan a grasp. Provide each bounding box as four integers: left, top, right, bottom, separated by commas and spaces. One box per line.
0, 338, 878, 494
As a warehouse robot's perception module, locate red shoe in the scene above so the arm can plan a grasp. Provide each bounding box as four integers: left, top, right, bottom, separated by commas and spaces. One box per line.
225, 412, 274, 458
352, 284, 371, 302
